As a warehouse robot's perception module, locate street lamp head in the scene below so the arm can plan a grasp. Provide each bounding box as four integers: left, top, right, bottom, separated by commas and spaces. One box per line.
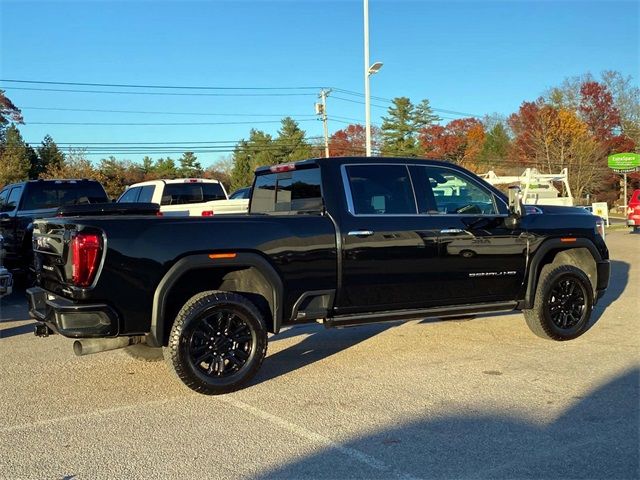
368, 61, 383, 75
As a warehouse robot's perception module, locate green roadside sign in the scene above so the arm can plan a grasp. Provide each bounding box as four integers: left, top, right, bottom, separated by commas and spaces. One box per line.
608, 152, 640, 173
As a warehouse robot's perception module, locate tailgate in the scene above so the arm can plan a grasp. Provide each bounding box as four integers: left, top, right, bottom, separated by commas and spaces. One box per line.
32, 220, 73, 292
33, 219, 107, 294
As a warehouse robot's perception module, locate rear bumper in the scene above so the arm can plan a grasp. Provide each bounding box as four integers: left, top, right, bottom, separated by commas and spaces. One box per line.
595, 260, 610, 302
27, 287, 119, 338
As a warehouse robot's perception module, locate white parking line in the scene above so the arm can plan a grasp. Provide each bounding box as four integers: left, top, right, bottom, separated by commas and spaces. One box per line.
1, 392, 420, 479
219, 394, 421, 480
0, 398, 178, 435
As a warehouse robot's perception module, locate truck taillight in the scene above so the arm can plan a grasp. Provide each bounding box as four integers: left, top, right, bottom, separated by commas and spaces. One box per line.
71, 233, 102, 287
201, 210, 214, 217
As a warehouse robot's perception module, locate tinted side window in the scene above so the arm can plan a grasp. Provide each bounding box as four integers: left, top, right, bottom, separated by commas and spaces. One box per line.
250, 168, 323, 214
415, 166, 497, 215
138, 185, 155, 203
0, 189, 9, 210
6, 187, 23, 211
230, 188, 250, 199
118, 187, 140, 203
345, 165, 416, 215
161, 182, 226, 205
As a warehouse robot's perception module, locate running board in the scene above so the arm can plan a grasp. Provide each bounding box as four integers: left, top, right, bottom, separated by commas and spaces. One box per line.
324, 301, 518, 328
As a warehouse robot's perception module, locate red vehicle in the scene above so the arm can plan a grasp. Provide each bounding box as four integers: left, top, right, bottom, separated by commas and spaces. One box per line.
628, 189, 640, 232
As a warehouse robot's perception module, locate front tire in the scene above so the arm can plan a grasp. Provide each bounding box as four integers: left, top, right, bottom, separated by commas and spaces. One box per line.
164, 291, 268, 395
523, 265, 594, 341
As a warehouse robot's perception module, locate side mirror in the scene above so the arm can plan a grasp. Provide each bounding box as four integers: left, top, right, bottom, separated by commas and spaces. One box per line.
508, 186, 524, 217
505, 186, 524, 229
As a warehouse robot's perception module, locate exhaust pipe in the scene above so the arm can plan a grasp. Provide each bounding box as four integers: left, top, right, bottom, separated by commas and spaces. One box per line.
73, 336, 143, 356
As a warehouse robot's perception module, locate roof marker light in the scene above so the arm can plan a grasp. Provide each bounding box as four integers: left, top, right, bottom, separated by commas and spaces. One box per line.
269, 163, 296, 173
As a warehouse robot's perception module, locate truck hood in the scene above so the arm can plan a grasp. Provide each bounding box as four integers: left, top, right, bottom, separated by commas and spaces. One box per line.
526, 204, 592, 215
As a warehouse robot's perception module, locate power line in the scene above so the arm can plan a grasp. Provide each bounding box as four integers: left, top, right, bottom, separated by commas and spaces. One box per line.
332, 95, 390, 109
26, 137, 325, 146
0, 78, 324, 91
26, 119, 318, 126
333, 88, 481, 118
3, 79, 481, 117
21, 106, 318, 118
1, 86, 317, 97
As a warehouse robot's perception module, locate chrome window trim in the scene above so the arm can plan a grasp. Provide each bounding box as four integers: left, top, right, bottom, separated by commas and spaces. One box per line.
340, 162, 507, 218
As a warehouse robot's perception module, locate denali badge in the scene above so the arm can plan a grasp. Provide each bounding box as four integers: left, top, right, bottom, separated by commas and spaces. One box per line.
469, 271, 517, 277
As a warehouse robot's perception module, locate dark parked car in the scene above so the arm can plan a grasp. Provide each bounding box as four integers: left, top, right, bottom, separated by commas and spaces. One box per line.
0, 234, 12, 298
228, 187, 251, 199
29, 158, 609, 394
0, 179, 108, 276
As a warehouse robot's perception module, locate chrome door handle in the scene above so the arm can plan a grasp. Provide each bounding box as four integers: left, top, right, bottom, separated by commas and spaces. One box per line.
347, 230, 374, 237
440, 228, 464, 234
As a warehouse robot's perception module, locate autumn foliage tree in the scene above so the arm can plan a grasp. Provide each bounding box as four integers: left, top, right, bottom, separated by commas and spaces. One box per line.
508, 101, 604, 199
328, 124, 380, 156
0, 90, 23, 135
419, 118, 485, 168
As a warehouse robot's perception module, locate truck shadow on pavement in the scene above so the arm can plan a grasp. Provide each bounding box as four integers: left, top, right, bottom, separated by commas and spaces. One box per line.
255, 259, 631, 389
591, 260, 630, 324
253, 322, 398, 386
0, 288, 36, 339
255, 367, 640, 479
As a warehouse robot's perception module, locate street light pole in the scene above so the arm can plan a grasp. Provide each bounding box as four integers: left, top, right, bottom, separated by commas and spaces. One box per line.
364, 0, 371, 157
364, 0, 382, 157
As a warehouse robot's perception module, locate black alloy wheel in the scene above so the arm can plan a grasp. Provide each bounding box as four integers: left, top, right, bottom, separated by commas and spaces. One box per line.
165, 290, 268, 395
523, 264, 594, 341
187, 308, 254, 379
546, 277, 588, 330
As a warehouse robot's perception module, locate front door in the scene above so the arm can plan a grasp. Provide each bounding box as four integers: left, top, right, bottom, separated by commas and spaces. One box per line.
410, 165, 527, 302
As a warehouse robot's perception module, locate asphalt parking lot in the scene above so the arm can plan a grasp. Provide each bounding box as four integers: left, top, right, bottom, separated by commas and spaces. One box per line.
1, 231, 638, 479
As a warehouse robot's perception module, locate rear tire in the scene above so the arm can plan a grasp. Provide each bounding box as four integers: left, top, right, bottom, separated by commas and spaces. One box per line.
523, 264, 594, 341
164, 290, 268, 395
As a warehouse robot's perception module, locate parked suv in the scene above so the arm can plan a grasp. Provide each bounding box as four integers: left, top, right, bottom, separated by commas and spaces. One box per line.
0, 179, 108, 275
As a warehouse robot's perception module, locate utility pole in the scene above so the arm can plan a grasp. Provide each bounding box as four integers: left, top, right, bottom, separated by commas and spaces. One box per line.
316, 89, 331, 158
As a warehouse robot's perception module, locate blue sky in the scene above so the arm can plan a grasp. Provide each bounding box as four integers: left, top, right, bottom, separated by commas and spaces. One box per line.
1, 0, 638, 166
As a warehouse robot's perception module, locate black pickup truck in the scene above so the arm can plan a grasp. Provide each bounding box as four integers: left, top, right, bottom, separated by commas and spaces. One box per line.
28, 157, 610, 394
0, 179, 109, 278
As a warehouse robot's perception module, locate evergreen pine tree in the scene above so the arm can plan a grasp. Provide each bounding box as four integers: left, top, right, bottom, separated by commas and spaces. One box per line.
0, 125, 30, 185
276, 117, 312, 163
381, 97, 419, 156
178, 151, 203, 177
34, 134, 65, 178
